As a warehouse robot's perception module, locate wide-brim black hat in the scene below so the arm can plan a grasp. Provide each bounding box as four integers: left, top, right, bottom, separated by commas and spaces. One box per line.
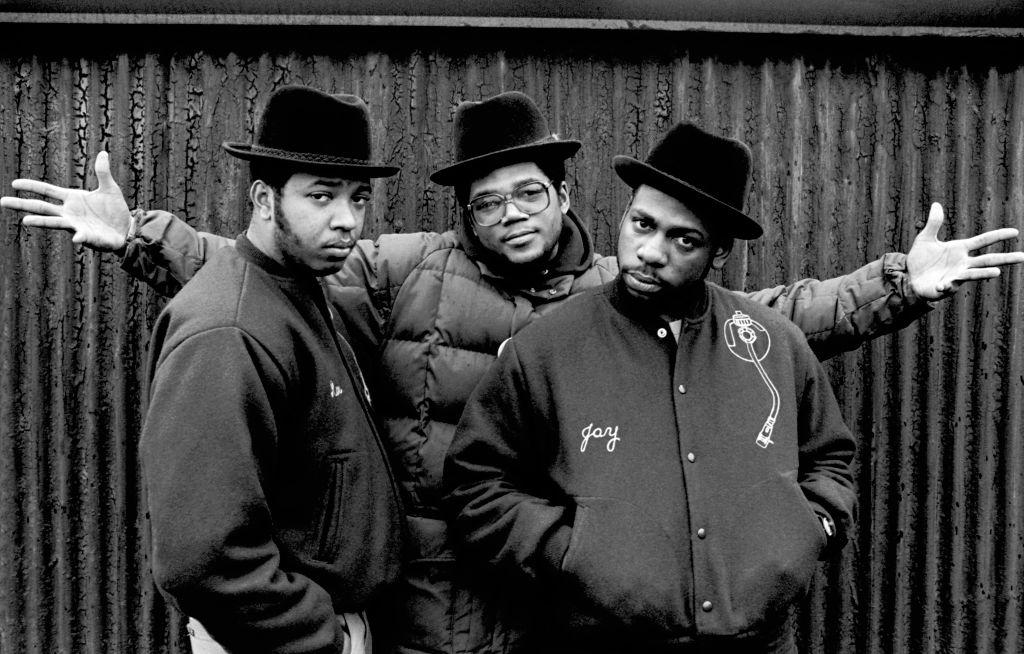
223, 85, 399, 178
430, 91, 581, 186
613, 123, 762, 239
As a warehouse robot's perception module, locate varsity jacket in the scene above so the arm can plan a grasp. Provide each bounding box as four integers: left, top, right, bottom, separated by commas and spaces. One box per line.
124, 209, 920, 654
443, 278, 857, 652
141, 235, 404, 654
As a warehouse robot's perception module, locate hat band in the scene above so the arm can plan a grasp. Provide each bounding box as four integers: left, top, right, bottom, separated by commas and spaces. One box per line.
250, 144, 371, 166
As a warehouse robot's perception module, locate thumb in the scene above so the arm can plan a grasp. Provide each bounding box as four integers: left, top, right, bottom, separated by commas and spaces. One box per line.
917, 202, 944, 242
94, 151, 119, 193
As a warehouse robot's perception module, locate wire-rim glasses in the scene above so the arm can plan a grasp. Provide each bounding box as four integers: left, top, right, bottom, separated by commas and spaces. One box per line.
466, 180, 554, 227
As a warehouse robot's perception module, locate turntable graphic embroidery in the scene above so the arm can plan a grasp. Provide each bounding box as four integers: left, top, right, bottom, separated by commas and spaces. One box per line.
723, 310, 779, 448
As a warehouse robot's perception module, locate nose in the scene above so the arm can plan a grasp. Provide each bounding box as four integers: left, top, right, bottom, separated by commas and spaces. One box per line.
499, 198, 529, 224
329, 202, 358, 232
636, 238, 667, 267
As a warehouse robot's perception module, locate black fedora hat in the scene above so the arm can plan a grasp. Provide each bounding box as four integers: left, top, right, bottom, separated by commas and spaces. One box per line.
222, 85, 399, 178
613, 123, 762, 239
430, 91, 581, 186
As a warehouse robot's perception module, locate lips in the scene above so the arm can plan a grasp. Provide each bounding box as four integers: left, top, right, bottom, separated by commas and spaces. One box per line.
623, 270, 663, 293
323, 241, 355, 256
502, 229, 537, 244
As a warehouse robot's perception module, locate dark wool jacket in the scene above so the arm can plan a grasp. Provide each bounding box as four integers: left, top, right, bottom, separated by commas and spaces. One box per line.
141, 235, 404, 654
125, 209, 922, 654
443, 279, 857, 653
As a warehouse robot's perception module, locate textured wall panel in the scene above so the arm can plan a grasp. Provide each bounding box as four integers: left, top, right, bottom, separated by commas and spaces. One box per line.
1, 26, 1022, 654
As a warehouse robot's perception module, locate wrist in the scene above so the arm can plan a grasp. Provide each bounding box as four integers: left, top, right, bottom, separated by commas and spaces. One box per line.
116, 210, 138, 256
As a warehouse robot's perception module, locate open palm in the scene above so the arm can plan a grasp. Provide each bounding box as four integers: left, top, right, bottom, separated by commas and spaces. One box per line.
907, 203, 1024, 300
1, 151, 132, 252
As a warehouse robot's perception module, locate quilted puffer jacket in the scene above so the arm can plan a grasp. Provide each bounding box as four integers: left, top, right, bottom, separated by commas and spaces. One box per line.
122, 207, 928, 654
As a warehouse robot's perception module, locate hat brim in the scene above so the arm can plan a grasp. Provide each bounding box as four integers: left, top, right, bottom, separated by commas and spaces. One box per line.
430, 140, 582, 186
613, 156, 762, 240
222, 142, 399, 179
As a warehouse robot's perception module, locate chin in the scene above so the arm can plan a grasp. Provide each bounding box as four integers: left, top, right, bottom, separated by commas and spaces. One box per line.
500, 242, 549, 266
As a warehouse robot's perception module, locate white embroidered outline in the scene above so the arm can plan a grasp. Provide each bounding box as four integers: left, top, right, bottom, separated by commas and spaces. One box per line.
723, 310, 779, 448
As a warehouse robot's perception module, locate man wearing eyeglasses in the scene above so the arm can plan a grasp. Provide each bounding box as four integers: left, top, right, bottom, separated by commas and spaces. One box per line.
4, 90, 1022, 654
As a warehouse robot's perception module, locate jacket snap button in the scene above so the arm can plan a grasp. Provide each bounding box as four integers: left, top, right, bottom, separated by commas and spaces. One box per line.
657, 328, 667, 338
697, 528, 706, 539
677, 384, 686, 394
702, 600, 713, 612
687, 452, 696, 463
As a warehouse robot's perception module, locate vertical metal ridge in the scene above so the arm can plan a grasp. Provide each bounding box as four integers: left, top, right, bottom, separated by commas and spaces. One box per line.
1, 32, 1021, 653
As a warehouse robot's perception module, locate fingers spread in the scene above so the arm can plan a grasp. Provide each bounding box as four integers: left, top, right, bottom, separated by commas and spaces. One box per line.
9, 179, 70, 200
918, 202, 945, 241
22, 215, 75, 231
968, 252, 1024, 268
956, 267, 1001, 282
964, 228, 1020, 251
2, 197, 63, 215
95, 151, 118, 192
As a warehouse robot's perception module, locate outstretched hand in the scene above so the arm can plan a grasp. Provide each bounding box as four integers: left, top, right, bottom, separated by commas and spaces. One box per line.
907, 203, 1024, 301
1, 151, 133, 252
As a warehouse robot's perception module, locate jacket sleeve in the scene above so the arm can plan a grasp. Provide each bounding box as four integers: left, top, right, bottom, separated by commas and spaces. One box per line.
120, 210, 235, 297
795, 344, 858, 557
442, 340, 572, 581
142, 326, 346, 654
743, 253, 932, 361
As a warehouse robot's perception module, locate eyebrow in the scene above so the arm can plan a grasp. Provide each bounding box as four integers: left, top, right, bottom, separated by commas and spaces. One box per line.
471, 176, 547, 198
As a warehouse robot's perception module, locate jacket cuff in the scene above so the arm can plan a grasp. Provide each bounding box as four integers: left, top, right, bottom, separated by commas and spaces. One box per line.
882, 252, 935, 318
538, 524, 573, 578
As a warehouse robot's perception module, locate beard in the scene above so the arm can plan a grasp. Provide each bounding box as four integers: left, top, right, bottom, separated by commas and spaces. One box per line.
272, 198, 308, 273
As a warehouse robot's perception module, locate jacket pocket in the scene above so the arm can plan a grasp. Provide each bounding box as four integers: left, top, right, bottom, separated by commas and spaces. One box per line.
557, 496, 688, 634
719, 473, 826, 621
312, 452, 365, 562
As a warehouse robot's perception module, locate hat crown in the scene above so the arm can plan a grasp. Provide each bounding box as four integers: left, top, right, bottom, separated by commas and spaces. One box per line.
253, 86, 372, 163
643, 123, 751, 213
452, 91, 556, 163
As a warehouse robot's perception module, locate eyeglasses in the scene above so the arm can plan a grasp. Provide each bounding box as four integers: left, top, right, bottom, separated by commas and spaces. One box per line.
465, 180, 554, 227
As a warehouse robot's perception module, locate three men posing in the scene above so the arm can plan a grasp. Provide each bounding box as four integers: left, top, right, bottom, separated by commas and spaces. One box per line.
3, 85, 1022, 653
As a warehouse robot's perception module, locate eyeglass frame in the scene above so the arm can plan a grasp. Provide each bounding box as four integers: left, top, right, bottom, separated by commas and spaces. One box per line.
464, 179, 556, 227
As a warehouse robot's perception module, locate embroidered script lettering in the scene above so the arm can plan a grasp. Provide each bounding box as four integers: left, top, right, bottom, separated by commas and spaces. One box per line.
580, 423, 621, 453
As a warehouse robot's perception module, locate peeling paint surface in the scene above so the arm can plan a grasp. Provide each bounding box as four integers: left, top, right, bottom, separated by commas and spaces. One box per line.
1, 28, 1022, 654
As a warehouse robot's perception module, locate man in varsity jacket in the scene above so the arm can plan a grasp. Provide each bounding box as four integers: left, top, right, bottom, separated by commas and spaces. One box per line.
140, 86, 404, 654
443, 123, 857, 653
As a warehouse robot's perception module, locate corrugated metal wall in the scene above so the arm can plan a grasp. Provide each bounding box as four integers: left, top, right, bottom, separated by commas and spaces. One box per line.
1, 25, 1022, 654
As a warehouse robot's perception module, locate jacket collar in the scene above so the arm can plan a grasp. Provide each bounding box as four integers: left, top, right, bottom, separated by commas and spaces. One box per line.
235, 233, 320, 287
607, 274, 711, 330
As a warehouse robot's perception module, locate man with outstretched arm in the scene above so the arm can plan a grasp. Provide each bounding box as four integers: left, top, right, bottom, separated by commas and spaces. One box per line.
4, 91, 1023, 654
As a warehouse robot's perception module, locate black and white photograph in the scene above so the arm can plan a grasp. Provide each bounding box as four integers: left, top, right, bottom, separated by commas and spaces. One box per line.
1, 2, 1023, 652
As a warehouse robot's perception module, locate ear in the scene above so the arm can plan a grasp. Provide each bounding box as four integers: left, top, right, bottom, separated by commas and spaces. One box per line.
709, 238, 734, 271
250, 180, 275, 222
556, 180, 570, 214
